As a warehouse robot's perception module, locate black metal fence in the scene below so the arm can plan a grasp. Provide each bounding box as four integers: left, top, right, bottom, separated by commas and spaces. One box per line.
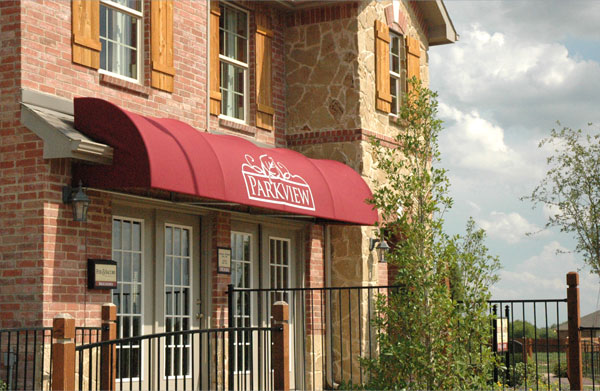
488, 299, 569, 391
0, 326, 101, 391
228, 284, 399, 390
75, 326, 275, 391
581, 327, 600, 390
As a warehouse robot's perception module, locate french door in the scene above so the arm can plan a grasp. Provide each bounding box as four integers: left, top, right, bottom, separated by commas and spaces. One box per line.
112, 206, 201, 390
230, 222, 300, 390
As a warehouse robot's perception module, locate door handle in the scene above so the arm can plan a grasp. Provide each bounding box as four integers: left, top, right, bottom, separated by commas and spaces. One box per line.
196, 313, 204, 320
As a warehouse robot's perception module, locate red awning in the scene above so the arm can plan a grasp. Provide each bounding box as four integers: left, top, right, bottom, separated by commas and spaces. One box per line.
73, 98, 378, 225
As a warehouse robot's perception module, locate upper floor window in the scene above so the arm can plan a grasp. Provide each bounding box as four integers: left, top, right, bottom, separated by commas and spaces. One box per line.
100, 0, 143, 82
219, 4, 248, 122
389, 32, 402, 116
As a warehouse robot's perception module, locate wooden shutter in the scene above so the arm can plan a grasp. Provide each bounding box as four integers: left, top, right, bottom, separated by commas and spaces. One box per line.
152, 0, 175, 92
255, 13, 274, 131
209, 1, 221, 116
407, 36, 421, 83
72, 0, 101, 69
375, 20, 391, 113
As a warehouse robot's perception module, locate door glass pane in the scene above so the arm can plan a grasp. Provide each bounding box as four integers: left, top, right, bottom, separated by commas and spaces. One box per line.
231, 232, 252, 373
164, 224, 192, 378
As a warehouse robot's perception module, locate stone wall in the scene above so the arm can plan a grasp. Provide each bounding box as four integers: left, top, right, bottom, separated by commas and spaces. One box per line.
285, 13, 360, 135
356, 0, 430, 140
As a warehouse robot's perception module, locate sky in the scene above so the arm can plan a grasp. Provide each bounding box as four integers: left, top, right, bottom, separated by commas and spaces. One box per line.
428, 1, 600, 318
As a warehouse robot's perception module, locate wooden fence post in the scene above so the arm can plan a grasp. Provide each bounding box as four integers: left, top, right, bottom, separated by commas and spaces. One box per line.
272, 301, 289, 391
567, 271, 583, 390
100, 303, 117, 391
52, 314, 75, 391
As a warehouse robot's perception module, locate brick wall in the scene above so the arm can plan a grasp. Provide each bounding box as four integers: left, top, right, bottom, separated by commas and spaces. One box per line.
304, 224, 324, 334
20, 0, 208, 128
210, 212, 231, 328
209, 3, 287, 147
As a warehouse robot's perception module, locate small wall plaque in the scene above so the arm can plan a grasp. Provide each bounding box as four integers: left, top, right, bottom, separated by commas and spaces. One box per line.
217, 247, 231, 274
88, 259, 117, 289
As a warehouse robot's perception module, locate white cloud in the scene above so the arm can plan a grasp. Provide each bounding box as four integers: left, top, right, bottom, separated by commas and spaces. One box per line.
491, 241, 599, 315
440, 104, 523, 176
431, 24, 600, 132
478, 211, 547, 244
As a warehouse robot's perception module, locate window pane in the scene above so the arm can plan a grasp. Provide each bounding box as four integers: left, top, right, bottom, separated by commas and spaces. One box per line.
219, 5, 247, 63
122, 221, 131, 251
220, 62, 245, 120
390, 79, 398, 115
174, 228, 181, 256
132, 222, 141, 251
182, 229, 189, 257
123, 252, 131, 282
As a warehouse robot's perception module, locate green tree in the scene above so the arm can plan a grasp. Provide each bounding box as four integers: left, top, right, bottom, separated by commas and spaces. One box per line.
523, 125, 600, 275
363, 79, 500, 390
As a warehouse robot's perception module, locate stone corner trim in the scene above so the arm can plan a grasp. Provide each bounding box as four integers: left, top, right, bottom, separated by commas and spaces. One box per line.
286, 128, 399, 148
285, 3, 358, 27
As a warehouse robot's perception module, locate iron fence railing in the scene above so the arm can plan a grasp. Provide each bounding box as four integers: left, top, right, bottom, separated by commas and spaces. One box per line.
0, 326, 101, 391
488, 299, 568, 391
75, 326, 275, 391
229, 284, 400, 390
0, 327, 52, 391
581, 326, 600, 390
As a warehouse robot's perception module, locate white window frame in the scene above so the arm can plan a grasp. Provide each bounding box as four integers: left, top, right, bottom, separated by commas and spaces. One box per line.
218, 3, 249, 124
163, 223, 194, 380
112, 216, 145, 383
99, 0, 144, 84
389, 32, 402, 117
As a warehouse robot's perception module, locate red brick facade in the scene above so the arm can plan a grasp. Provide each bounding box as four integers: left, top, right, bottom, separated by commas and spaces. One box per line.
0, 0, 430, 331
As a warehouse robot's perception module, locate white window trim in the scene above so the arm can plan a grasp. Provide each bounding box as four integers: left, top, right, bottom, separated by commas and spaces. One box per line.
162, 222, 194, 381
218, 3, 249, 124
113, 215, 145, 383
99, 0, 144, 84
389, 32, 402, 117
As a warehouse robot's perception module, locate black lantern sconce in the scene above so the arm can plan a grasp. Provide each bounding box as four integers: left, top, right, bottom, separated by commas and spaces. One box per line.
369, 236, 390, 263
62, 180, 90, 222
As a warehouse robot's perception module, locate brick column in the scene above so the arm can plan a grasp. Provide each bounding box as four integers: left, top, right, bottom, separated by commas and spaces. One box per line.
210, 212, 231, 328
304, 224, 324, 390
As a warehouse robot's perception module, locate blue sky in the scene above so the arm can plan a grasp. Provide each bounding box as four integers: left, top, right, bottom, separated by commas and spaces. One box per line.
428, 1, 600, 316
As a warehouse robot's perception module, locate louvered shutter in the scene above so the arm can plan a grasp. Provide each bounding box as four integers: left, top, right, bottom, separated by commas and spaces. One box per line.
151, 0, 175, 92
407, 36, 421, 83
72, 0, 101, 69
375, 20, 391, 113
209, 1, 221, 116
255, 13, 274, 131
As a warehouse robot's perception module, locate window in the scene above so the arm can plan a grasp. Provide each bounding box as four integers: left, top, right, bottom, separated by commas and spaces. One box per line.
389, 32, 402, 116
100, 0, 143, 81
112, 217, 143, 380
219, 4, 248, 122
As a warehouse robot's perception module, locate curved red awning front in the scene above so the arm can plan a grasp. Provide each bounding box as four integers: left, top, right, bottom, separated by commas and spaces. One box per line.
73, 98, 378, 225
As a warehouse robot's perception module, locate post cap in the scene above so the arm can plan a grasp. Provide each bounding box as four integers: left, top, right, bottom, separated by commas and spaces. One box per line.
272, 301, 289, 323
102, 303, 117, 322
567, 272, 579, 287
53, 314, 75, 339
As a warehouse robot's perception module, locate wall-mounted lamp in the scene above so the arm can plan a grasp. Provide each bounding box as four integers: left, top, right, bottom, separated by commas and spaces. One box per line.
62, 180, 90, 222
369, 237, 390, 263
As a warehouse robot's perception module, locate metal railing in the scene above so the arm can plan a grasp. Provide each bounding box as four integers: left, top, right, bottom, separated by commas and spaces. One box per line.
0, 327, 52, 391
488, 299, 569, 391
0, 326, 101, 391
228, 284, 399, 390
75, 326, 276, 391
581, 327, 600, 390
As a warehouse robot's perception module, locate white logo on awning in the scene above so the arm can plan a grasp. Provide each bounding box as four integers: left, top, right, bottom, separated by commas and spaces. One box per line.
242, 154, 316, 211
